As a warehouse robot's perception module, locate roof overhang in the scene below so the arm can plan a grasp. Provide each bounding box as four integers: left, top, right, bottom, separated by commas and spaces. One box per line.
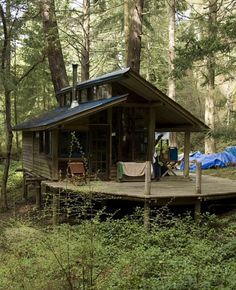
56, 68, 208, 132
14, 95, 128, 131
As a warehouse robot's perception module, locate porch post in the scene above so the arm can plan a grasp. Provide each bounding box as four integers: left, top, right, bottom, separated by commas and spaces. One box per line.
51, 129, 59, 180
107, 108, 112, 179
183, 131, 190, 178
145, 107, 156, 195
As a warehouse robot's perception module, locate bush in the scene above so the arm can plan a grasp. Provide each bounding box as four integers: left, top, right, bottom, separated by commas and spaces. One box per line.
1, 211, 236, 290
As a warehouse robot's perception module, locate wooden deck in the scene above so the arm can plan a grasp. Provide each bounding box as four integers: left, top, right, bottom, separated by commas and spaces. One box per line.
42, 173, 236, 206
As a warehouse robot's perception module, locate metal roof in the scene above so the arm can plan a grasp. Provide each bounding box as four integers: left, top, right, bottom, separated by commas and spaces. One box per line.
59, 67, 130, 94
14, 95, 127, 131
57, 67, 208, 132
15, 67, 208, 132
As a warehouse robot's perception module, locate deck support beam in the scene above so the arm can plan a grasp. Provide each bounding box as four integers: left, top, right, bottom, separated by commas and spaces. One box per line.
183, 131, 190, 178
35, 181, 42, 209
194, 199, 201, 220
23, 172, 28, 200
144, 200, 150, 231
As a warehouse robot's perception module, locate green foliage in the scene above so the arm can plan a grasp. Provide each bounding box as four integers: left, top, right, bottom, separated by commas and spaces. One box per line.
1, 211, 236, 289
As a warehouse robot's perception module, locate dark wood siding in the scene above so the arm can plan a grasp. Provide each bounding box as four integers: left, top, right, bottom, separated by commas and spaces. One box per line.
22, 132, 33, 171
33, 133, 53, 179
22, 131, 54, 179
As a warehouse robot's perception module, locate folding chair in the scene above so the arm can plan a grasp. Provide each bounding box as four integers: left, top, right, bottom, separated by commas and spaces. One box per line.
68, 162, 87, 184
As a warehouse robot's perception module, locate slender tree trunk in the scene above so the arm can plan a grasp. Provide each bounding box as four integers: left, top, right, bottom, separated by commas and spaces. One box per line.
0, 1, 13, 210
13, 93, 19, 157
13, 45, 19, 158
124, 0, 131, 65
127, 0, 144, 73
205, 0, 217, 153
168, 0, 177, 147
81, 0, 90, 81
40, 0, 69, 94
226, 88, 233, 127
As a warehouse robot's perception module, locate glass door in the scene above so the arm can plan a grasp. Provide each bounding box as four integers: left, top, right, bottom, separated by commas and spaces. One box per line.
89, 125, 109, 179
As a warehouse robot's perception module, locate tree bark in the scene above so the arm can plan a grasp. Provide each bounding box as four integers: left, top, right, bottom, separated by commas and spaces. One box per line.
126, 0, 144, 73
205, 0, 217, 153
40, 0, 69, 94
81, 0, 90, 81
124, 0, 131, 65
168, 0, 177, 147
0, 1, 13, 210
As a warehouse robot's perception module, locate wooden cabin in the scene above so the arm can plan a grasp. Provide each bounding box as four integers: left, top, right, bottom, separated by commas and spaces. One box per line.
14, 67, 208, 182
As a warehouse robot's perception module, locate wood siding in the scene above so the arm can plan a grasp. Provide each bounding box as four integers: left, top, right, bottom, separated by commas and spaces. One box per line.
22, 131, 54, 179
22, 132, 33, 171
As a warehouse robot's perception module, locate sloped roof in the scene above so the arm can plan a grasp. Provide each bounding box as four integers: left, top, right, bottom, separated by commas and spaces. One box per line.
57, 67, 208, 132
14, 95, 127, 131
14, 68, 208, 132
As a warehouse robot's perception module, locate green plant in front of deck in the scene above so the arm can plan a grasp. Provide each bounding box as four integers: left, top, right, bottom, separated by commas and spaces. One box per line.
2, 211, 236, 289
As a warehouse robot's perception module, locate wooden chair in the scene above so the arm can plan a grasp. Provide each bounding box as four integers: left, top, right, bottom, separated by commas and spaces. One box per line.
68, 162, 87, 184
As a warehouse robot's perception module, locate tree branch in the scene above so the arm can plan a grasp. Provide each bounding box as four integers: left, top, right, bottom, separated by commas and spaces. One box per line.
17, 54, 46, 84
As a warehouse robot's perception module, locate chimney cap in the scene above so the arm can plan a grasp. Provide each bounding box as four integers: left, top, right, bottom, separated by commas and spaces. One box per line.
70, 100, 79, 109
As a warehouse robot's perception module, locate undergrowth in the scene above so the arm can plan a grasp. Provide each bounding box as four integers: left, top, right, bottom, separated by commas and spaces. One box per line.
1, 211, 236, 290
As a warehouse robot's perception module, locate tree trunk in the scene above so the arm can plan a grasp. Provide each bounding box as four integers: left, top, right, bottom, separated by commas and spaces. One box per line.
168, 0, 177, 147
205, 0, 217, 153
226, 84, 233, 127
13, 93, 19, 158
126, 0, 144, 73
81, 0, 90, 81
0, 1, 13, 210
124, 0, 131, 65
40, 0, 69, 94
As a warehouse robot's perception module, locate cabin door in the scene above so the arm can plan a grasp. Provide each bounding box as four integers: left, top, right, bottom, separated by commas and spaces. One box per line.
89, 124, 109, 179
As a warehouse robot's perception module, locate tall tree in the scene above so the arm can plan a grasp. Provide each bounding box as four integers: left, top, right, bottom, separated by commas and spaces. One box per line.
0, 0, 12, 210
127, 0, 145, 73
205, 0, 217, 153
168, 0, 177, 147
81, 0, 90, 81
39, 0, 69, 94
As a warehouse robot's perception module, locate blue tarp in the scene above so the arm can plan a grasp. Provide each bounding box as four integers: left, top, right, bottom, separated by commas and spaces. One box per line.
225, 146, 236, 158
180, 150, 236, 172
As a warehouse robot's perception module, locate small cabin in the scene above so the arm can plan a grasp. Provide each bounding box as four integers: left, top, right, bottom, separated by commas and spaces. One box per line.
14, 67, 208, 181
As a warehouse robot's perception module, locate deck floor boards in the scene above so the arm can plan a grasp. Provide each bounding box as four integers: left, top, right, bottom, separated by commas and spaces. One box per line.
42, 173, 236, 204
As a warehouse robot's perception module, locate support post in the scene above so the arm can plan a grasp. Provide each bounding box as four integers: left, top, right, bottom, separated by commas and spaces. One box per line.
35, 181, 42, 209
195, 161, 202, 194
145, 107, 156, 195
52, 189, 60, 226
51, 129, 59, 180
194, 199, 201, 220
107, 108, 112, 180
144, 161, 151, 195
183, 131, 190, 178
23, 171, 28, 200
144, 199, 150, 231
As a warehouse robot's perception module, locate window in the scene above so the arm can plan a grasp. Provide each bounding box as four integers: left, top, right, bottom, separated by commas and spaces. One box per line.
59, 131, 87, 158
81, 89, 88, 103
39, 131, 51, 155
